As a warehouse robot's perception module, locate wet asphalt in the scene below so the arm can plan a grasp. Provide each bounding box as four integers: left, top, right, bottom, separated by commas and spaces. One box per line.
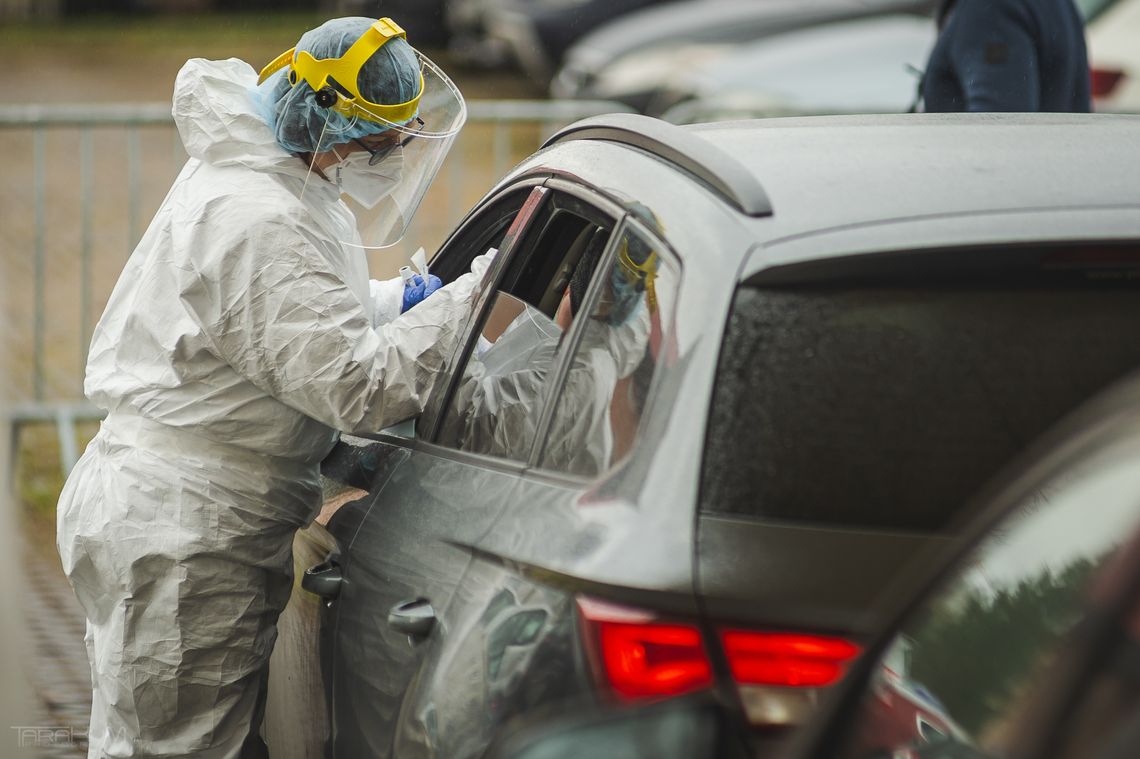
21, 546, 90, 758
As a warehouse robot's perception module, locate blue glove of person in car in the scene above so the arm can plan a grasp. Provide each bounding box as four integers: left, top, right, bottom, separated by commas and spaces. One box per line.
401, 274, 444, 313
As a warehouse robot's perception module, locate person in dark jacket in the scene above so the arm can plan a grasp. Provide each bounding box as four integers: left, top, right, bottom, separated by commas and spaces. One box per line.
922, 0, 1091, 112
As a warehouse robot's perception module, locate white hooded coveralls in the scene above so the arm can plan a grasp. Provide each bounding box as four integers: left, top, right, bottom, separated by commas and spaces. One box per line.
56, 58, 490, 758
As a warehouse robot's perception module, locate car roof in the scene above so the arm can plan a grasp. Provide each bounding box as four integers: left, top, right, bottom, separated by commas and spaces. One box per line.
684, 113, 1140, 261
543, 112, 1140, 280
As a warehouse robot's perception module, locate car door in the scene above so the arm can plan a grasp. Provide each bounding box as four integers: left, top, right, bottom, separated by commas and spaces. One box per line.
807, 387, 1140, 759
323, 184, 626, 758
389, 214, 686, 759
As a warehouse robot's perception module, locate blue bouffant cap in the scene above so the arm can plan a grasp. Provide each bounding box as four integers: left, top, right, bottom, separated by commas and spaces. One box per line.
255, 17, 420, 154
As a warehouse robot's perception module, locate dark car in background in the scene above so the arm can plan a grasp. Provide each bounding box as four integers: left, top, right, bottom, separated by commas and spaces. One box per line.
446, 0, 675, 74
331, 0, 450, 46
483, 0, 680, 83
488, 370, 1140, 759
304, 113, 1140, 758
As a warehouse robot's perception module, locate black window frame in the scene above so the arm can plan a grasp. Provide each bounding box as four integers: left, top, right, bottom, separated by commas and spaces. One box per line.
528, 213, 683, 479
422, 186, 624, 466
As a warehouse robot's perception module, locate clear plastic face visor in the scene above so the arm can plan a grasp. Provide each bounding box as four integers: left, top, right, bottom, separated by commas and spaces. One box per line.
306, 51, 466, 250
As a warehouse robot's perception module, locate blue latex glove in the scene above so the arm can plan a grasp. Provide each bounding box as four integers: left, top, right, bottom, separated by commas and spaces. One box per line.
401, 274, 443, 313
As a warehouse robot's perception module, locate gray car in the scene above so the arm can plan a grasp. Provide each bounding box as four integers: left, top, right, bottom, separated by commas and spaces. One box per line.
303, 113, 1140, 758
657, 15, 935, 122
550, 0, 936, 107
487, 365, 1140, 759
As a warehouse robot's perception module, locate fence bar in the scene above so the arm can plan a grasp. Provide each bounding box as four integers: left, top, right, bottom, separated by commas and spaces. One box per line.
127, 125, 141, 254
492, 120, 511, 179
33, 128, 46, 403
56, 408, 79, 475
0, 103, 175, 127
0, 100, 632, 129
80, 129, 94, 395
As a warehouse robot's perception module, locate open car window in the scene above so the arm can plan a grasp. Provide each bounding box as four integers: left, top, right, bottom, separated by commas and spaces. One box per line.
433, 191, 617, 464
403, 185, 547, 441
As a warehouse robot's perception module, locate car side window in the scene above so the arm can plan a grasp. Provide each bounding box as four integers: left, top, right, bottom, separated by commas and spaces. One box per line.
434, 193, 616, 463
535, 220, 679, 479
840, 436, 1140, 759
377, 188, 535, 440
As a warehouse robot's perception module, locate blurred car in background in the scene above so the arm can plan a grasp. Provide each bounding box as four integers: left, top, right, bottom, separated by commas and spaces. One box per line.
485, 0, 680, 83
1086, 0, 1140, 112
550, 0, 936, 110
327, 0, 450, 46
446, 0, 676, 74
486, 369, 1140, 759
557, 0, 1138, 121
301, 112, 1140, 758
446, 0, 506, 64
657, 14, 934, 122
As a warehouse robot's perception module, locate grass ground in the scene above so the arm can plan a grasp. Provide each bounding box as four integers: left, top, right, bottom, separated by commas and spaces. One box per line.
3, 12, 548, 547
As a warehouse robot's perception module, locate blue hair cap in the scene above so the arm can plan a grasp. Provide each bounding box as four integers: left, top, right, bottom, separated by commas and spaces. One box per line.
254, 17, 421, 154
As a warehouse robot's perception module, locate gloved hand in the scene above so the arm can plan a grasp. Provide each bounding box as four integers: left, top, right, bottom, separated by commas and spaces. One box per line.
401, 274, 444, 313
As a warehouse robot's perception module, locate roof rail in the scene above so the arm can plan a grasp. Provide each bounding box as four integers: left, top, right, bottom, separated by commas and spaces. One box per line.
542, 113, 773, 218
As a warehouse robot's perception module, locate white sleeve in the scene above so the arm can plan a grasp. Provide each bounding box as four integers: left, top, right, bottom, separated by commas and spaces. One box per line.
369, 275, 405, 327
194, 221, 494, 434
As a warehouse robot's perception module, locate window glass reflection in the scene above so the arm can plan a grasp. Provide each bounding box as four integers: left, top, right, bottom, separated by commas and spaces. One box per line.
537, 225, 677, 478
843, 440, 1140, 759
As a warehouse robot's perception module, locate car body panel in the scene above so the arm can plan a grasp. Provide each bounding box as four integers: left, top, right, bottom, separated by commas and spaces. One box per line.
326, 442, 588, 756
698, 516, 952, 633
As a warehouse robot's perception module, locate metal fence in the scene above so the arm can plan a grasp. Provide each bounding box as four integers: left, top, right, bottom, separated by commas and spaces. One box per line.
1, 99, 629, 474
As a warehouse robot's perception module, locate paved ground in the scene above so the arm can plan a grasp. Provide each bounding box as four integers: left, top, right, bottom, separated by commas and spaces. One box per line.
21, 545, 90, 758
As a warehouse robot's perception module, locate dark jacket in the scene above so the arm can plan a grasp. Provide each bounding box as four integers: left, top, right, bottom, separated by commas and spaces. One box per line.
922, 0, 1091, 112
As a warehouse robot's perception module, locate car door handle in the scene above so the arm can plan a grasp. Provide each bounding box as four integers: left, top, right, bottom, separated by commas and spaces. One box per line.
388, 598, 436, 641
302, 558, 343, 601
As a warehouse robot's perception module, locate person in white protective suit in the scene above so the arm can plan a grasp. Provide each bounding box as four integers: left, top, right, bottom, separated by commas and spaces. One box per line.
55, 16, 489, 759
442, 224, 659, 476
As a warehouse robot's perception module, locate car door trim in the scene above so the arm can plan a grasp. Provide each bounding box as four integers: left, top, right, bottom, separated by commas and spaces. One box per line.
542, 176, 629, 220
420, 183, 553, 441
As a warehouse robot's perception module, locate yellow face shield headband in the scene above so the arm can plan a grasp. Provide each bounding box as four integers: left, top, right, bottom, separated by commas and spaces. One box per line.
617, 240, 659, 313
257, 17, 425, 126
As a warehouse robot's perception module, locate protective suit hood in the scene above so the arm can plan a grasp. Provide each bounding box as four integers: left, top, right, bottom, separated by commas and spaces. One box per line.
173, 57, 311, 181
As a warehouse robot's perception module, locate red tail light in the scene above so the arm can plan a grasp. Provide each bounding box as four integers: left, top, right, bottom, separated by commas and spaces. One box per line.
577, 597, 713, 700
577, 597, 861, 726
599, 622, 714, 699
721, 631, 861, 688
1090, 67, 1125, 98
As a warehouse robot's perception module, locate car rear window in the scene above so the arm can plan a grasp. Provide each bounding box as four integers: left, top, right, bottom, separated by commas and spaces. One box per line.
701, 283, 1140, 532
